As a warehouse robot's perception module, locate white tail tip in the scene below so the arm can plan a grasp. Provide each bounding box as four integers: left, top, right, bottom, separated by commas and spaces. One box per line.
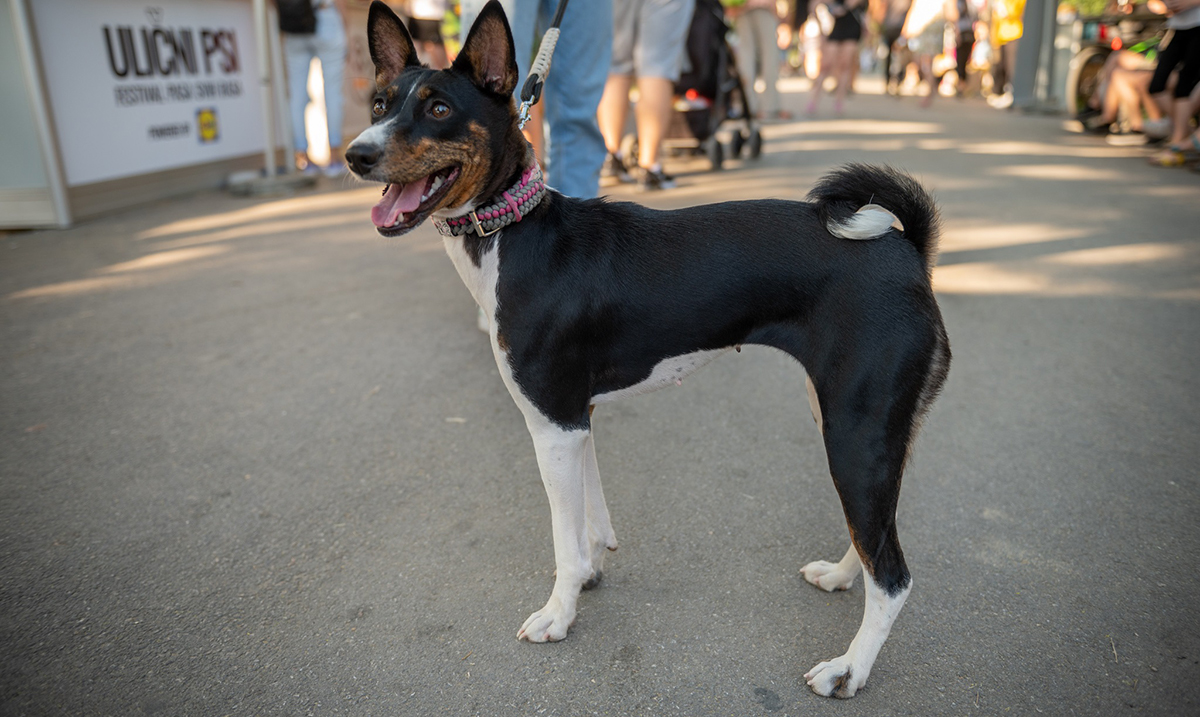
827, 204, 897, 240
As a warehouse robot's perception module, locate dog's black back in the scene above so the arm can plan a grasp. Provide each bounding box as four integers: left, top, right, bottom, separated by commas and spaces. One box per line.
478, 175, 947, 440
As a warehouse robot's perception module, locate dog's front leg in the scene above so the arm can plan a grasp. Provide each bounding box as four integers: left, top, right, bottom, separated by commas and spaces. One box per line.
582, 431, 618, 588
517, 421, 592, 643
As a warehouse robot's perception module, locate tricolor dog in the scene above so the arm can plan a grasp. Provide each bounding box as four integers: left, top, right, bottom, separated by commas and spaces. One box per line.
346, 0, 950, 698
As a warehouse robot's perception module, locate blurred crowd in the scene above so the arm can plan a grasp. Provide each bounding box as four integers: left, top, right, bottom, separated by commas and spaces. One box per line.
276, 0, 1200, 190
1073, 0, 1200, 171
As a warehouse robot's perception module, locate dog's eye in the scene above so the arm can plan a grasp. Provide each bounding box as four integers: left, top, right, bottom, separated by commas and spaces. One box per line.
372, 98, 386, 117
429, 101, 450, 119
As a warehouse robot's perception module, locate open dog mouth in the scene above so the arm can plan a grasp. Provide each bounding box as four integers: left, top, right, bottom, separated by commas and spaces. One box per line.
370, 166, 460, 237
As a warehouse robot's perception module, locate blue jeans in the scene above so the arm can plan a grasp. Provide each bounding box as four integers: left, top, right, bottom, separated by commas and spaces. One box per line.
284, 5, 347, 153
461, 0, 612, 198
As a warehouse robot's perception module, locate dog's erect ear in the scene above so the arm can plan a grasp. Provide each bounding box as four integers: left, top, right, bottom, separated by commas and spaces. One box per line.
451, 0, 519, 97
367, 0, 419, 87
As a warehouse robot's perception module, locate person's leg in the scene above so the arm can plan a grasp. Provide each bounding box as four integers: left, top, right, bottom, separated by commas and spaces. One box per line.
598, 74, 633, 154
918, 52, 935, 106
1004, 39, 1018, 92
1134, 71, 1163, 121
284, 33, 314, 167
1110, 69, 1142, 129
734, 10, 762, 117
314, 5, 348, 166
540, 0, 612, 197
753, 8, 783, 116
807, 38, 833, 113
599, 0, 636, 165
630, 0, 693, 177
883, 28, 901, 92
1169, 28, 1200, 146
956, 31, 974, 94
832, 40, 857, 113
634, 75, 674, 170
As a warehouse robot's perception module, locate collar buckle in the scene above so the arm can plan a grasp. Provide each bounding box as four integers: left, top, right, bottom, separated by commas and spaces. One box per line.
469, 210, 502, 237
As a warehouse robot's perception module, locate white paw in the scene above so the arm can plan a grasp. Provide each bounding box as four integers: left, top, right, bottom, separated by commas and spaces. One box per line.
800, 559, 857, 592
517, 597, 574, 643
805, 655, 864, 698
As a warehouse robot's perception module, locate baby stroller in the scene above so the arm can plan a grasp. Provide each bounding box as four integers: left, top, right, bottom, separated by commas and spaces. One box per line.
623, 0, 763, 170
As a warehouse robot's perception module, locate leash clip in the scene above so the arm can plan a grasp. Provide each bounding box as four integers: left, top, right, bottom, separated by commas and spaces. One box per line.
517, 100, 533, 130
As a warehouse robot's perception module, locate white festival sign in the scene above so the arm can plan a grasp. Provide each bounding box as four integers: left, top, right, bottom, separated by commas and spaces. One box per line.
31, 0, 269, 185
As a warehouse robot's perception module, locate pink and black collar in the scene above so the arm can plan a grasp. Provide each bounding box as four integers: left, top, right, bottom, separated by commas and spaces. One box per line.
433, 164, 547, 238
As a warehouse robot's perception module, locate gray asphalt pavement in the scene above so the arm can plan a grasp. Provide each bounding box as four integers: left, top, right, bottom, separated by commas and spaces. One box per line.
3, 84, 1199, 716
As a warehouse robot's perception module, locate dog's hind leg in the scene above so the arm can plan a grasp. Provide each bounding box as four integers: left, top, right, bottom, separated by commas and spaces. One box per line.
582, 429, 618, 590
801, 377, 918, 698
799, 377, 861, 592
517, 419, 594, 643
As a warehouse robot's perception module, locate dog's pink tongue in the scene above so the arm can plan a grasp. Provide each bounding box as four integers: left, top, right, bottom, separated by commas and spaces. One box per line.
370, 180, 427, 228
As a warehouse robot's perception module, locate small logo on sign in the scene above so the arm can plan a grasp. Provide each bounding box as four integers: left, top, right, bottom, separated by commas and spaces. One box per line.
196, 107, 219, 143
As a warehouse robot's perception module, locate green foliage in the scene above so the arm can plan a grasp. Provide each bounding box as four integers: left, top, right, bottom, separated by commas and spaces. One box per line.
1073, 0, 1111, 16
1067, 0, 1149, 18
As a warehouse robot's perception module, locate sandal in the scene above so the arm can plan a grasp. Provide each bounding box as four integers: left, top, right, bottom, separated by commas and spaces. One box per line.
1151, 134, 1200, 166
1148, 145, 1188, 167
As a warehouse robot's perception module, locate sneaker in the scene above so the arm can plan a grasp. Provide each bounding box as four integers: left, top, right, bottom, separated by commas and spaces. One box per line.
1082, 115, 1112, 134
1105, 132, 1147, 146
638, 166, 676, 191
1142, 117, 1171, 139
600, 153, 635, 186
324, 160, 347, 178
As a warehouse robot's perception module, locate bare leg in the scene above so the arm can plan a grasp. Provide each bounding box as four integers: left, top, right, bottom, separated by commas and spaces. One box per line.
918, 54, 935, 107
807, 39, 834, 114
832, 41, 858, 114
1134, 73, 1163, 121
598, 74, 633, 155
634, 76, 675, 170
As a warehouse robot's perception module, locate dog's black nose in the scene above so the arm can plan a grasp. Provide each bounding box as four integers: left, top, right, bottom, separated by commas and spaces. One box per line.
345, 144, 381, 175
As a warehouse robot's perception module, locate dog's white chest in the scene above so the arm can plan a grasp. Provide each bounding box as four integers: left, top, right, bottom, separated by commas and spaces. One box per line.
443, 236, 499, 317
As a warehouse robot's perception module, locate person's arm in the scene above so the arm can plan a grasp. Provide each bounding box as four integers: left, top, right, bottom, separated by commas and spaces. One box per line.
901, 2, 916, 35
1163, 0, 1200, 13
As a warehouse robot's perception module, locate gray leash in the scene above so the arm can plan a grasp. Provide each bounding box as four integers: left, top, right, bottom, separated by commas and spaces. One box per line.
516, 0, 570, 129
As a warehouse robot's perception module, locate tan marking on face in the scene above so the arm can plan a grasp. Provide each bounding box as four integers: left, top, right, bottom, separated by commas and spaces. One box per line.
375, 120, 493, 212
417, 86, 434, 101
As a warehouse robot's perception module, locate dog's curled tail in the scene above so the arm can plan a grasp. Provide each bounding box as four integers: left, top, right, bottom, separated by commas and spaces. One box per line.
808, 163, 941, 272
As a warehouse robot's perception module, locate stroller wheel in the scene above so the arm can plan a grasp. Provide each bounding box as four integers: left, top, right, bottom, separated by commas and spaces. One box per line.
704, 136, 724, 170
729, 131, 745, 159
747, 129, 763, 160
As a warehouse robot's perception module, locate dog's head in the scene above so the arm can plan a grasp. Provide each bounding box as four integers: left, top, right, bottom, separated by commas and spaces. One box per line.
346, 0, 527, 237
